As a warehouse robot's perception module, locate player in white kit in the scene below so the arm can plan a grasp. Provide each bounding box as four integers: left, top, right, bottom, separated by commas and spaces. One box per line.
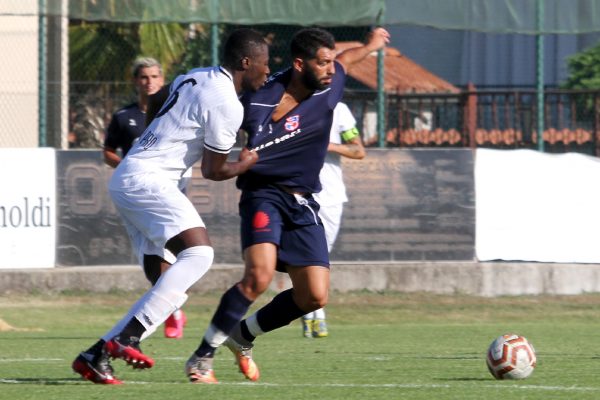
72, 28, 270, 385
303, 102, 365, 338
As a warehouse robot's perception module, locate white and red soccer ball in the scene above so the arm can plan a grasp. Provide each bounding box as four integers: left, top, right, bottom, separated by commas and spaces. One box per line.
486, 334, 536, 380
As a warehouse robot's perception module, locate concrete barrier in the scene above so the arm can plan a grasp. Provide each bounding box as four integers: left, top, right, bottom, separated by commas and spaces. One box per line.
1, 262, 600, 297
54, 149, 475, 267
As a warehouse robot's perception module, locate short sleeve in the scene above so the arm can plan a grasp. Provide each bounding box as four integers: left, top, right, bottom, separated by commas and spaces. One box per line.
203, 101, 244, 154
103, 114, 121, 149
335, 102, 357, 132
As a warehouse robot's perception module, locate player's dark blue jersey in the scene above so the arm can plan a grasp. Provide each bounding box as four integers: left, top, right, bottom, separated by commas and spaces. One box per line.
104, 103, 146, 157
236, 61, 346, 193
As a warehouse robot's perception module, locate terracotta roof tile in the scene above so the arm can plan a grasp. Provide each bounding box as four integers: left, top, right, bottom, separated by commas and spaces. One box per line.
335, 41, 459, 94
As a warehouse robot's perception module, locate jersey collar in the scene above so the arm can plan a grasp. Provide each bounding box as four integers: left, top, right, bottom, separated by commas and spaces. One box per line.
218, 66, 233, 81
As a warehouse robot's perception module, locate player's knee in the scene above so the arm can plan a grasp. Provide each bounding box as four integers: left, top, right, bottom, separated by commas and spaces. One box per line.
308, 298, 328, 311
297, 291, 328, 312
239, 271, 272, 299
143, 254, 171, 285
143, 262, 161, 285
314, 293, 329, 310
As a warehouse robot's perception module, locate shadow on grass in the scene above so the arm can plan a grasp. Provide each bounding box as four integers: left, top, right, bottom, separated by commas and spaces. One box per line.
417, 355, 481, 360
0, 336, 95, 341
0, 377, 86, 385
437, 377, 491, 382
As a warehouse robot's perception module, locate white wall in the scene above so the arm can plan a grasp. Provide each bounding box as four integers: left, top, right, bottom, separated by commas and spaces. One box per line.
476, 148, 600, 263
0, 0, 39, 147
0, 148, 56, 268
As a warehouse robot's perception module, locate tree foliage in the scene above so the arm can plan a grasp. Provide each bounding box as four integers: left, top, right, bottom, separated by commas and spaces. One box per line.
70, 23, 138, 82
68, 21, 210, 148
170, 24, 214, 79
69, 21, 191, 82
139, 22, 187, 75
563, 41, 600, 89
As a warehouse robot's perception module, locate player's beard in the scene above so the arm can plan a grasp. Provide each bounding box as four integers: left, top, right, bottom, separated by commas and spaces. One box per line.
302, 67, 329, 91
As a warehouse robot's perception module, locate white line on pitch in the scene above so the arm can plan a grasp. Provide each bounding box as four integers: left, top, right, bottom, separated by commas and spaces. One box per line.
0, 358, 63, 362
1, 378, 600, 392
0, 357, 198, 362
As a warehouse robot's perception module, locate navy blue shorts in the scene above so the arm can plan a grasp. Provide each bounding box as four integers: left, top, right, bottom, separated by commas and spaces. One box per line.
239, 185, 330, 272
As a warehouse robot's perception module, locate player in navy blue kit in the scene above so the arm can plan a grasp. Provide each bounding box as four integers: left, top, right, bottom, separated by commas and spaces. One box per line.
187, 27, 390, 384
103, 103, 145, 163
103, 57, 165, 168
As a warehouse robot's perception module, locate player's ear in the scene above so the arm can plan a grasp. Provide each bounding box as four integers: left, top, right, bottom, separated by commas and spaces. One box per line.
292, 57, 304, 73
240, 56, 250, 71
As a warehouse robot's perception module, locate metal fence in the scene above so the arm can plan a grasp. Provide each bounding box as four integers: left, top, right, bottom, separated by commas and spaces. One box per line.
344, 88, 600, 155
66, 20, 600, 155
2, 15, 600, 153
66, 21, 370, 149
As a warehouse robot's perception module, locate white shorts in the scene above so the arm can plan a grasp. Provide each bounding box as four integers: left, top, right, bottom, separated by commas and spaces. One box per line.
317, 202, 344, 252
127, 227, 177, 266
109, 173, 205, 266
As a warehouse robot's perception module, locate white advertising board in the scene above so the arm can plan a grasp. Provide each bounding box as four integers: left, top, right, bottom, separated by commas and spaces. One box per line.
0, 148, 56, 268
476, 148, 600, 263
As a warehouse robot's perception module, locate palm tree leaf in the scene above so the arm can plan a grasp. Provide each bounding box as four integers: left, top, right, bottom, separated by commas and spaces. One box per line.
139, 23, 187, 76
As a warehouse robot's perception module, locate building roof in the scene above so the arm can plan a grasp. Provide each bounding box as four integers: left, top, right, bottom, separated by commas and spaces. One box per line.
335, 42, 460, 94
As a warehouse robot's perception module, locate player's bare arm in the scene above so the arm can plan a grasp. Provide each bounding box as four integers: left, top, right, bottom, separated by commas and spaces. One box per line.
103, 146, 122, 168
327, 124, 366, 159
200, 147, 259, 181
335, 27, 390, 72
327, 136, 366, 160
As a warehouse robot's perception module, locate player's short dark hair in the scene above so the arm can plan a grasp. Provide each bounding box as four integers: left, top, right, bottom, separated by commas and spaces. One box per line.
222, 28, 267, 67
290, 28, 335, 60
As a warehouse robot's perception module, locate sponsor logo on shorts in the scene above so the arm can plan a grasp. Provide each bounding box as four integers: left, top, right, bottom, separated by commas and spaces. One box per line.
252, 211, 271, 232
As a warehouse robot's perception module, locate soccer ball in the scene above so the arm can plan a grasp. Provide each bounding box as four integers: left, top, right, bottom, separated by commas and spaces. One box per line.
486, 334, 536, 380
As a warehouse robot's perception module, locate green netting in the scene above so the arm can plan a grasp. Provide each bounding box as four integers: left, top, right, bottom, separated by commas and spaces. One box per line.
50, 0, 384, 26
3, 0, 600, 150
385, 0, 600, 34
21, 0, 600, 33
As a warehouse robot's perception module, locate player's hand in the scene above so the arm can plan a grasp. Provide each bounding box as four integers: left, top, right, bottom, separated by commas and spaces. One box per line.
366, 27, 390, 52
239, 147, 259, 167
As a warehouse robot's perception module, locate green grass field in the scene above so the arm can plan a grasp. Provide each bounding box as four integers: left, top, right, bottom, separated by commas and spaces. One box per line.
1, 290, 600, 400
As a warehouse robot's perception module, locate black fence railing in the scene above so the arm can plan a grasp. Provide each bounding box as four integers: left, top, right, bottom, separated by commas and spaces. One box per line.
68, 83, 600, 156
343, 89, 600, 156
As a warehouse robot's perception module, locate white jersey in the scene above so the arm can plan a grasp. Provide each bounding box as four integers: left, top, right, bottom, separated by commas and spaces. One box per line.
314, 102, 356, 206
109, 66, 242, 190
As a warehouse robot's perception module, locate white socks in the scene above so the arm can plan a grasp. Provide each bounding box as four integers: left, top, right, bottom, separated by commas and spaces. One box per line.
245, 313, 265, 338
102, 289, 153, 342
314, 308, 326, 320
133, 245, 213, 331
303, 308, 326, 321
203, 324, 230, 349
103, 245, 214, 341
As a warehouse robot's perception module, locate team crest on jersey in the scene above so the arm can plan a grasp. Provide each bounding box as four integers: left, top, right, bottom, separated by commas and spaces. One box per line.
284, 115, 300, 132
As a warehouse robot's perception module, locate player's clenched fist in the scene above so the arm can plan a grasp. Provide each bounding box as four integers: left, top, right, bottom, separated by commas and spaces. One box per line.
365, 27, 390, 51
239, 147, 259, 167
